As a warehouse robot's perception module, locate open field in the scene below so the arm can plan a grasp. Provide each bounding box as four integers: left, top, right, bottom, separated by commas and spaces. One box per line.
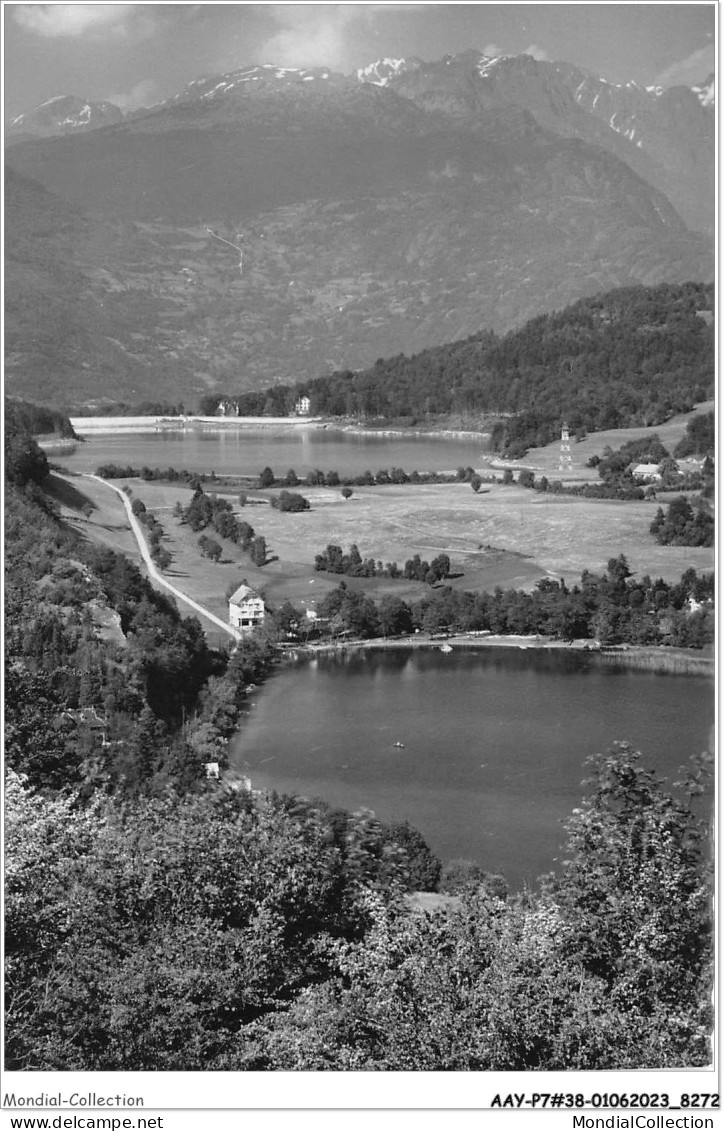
54, 465, 714, 632
45, 474, 140, 562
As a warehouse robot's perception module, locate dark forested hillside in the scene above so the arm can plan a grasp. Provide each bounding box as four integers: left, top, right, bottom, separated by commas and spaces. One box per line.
204, 281, 714, 456
5, 480, 219, 794
5, 399, 77, 439
4, 406, 52, 488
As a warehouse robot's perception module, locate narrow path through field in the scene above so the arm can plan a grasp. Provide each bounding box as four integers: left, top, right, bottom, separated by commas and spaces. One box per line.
85, 475, 242, 643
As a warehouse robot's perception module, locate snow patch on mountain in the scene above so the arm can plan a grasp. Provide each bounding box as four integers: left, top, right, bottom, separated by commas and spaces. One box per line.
691, 75, 714, 108
356, 57, 420, 85
476, 55, 506, 79
7, 95, 122, 136
159, 63, 335, 109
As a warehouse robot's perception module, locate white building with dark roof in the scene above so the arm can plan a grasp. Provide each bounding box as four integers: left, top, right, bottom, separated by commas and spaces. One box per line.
631, 463, 662, 482
228, 583, 265, 632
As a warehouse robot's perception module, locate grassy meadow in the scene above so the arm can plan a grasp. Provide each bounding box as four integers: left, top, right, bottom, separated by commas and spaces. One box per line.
55, 450, 714, 629
48, 400, 714, 624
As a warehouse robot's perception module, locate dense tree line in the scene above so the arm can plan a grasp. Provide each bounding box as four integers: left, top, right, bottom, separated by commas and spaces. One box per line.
130, 497, 172, 570
674, 411, 715, 458
74, 400, 187, 417
97, 465, 248, 493
180, 486, 267, 566
5, 398, 77, 439
513, 470, 647, 501
650, 497, 715, 548
96, 461, 476, 491
200, 282, 713, 457
97, 463, 203, 484
5, 422, 49, 487
302, 559, 714, 649
258, 465, 463, 489
314, 544, 452, 584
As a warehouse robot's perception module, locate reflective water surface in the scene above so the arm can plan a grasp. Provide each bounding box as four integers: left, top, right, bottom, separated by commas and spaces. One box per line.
59, 427, 490, 477
230, 648, 713, 889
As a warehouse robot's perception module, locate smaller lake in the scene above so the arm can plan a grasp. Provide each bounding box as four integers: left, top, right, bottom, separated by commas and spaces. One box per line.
229, 648, 714, 890
57, 426, 490, 478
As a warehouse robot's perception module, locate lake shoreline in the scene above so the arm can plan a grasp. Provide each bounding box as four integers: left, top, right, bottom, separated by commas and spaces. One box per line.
338, 423, 492, 441
68, 415, 329, 435
286, 633, 714, 675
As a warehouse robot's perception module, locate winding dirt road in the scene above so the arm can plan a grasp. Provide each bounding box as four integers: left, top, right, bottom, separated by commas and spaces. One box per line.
86, 475, 242, 642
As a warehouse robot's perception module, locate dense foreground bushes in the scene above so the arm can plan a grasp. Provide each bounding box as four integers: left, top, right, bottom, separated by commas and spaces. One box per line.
6, 742, 713, 1070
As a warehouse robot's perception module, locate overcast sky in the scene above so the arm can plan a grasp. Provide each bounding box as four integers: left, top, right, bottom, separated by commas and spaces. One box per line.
3, 2, 716, 122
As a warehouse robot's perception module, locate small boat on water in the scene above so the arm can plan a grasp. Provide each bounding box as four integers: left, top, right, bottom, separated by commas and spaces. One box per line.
439, 643, 453, 653
393, 741, 405, 749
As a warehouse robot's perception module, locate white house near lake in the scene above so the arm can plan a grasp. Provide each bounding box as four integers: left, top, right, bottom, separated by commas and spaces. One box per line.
228, 583, 266, 632
294, 395, 311, 416
631, 463, 662, 482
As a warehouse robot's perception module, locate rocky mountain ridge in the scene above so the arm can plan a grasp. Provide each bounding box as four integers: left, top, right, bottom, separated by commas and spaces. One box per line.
7, 94, 123, 141
357, 50, 714, 234
7, 50, 713, 233
4, 50, 714, 408
7, 49, 714, 134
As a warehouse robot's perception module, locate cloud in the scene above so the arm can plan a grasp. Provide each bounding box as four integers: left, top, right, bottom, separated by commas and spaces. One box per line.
13, 4, 147, 39
259, 4, 363, 69
482, 42, 550, 62
522, 44, 549, 62
656, 44, 715, 87
364, 3, 432, 10
105, 79, 162, 112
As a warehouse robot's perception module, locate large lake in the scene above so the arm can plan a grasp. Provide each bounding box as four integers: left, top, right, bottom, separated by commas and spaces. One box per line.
57, 425, 489, 478
230, 647, 714, 890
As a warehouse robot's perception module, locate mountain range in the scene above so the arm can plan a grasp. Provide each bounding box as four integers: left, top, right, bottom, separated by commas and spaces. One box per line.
4, 50, 714, 408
